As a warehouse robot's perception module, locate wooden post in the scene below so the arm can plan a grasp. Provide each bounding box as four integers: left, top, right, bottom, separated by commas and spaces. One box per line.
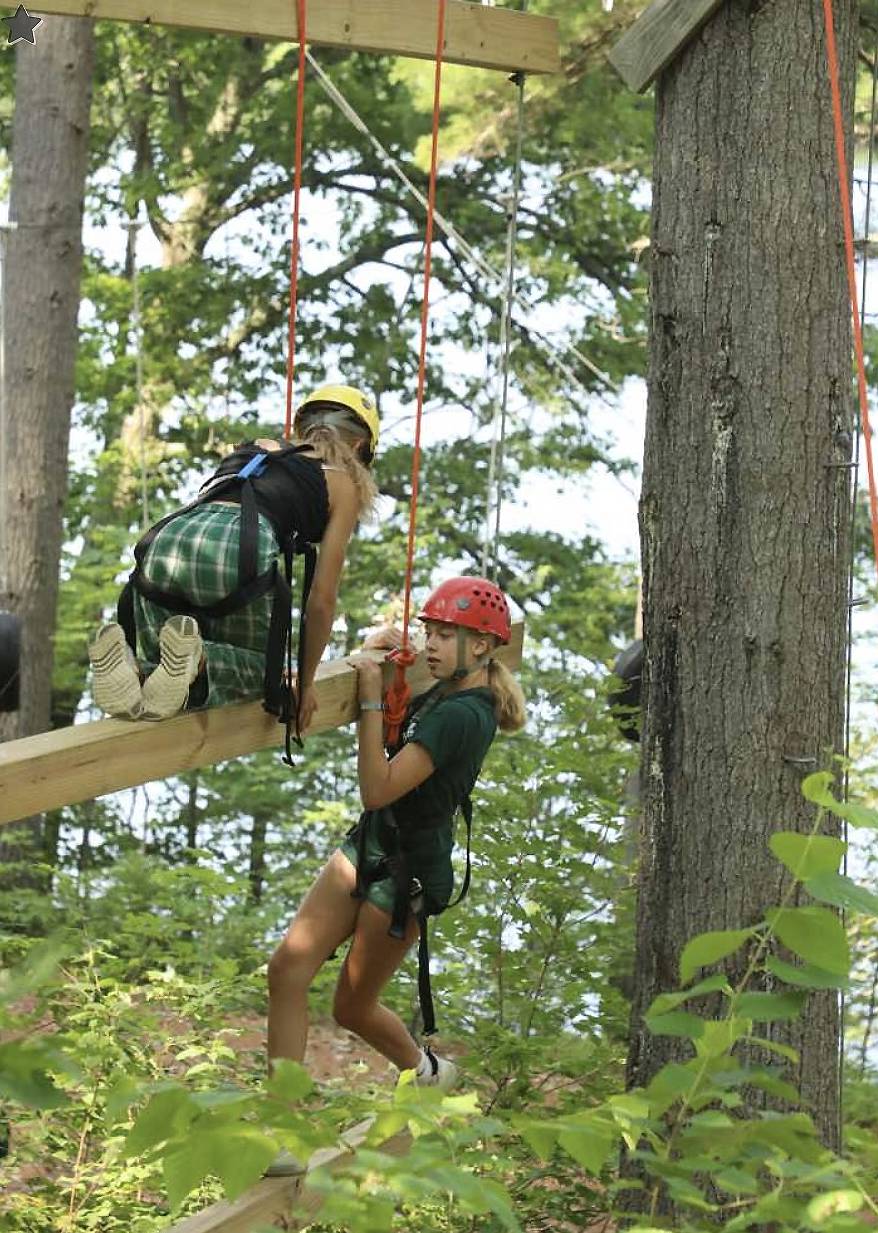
607, 0, 724, 93
31, 0, 561, 75
0, 619, 524, 825
167, 1116, 410, 1233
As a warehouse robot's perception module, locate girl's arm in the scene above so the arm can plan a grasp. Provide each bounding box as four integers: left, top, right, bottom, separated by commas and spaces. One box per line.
352, 657, 434, 810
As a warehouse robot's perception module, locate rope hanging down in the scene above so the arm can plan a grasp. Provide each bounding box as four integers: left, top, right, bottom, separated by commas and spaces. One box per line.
383, 0, 448, 746
284, 0, 308, 440
821, 0, 878, 572
482, 68, 526, 581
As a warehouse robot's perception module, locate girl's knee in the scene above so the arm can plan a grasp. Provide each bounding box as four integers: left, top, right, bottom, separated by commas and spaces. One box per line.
268, 942, 313, 994
332, 985, 367, 1033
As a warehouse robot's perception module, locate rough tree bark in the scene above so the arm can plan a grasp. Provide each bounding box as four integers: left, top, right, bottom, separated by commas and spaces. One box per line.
629, 0, 855, 1149
0, 18, 94, 875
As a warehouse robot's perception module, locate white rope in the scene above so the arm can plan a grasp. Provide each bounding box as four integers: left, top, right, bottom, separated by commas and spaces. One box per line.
304, 50, 614, 400
126, 218, 150, 531
482, 70, 526, 579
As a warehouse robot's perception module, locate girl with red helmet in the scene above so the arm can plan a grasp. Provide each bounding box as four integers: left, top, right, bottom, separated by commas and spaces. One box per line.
264, 577, 525, 1166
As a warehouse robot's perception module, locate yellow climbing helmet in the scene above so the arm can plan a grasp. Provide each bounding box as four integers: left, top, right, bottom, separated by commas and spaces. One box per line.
295, 384, 380, 464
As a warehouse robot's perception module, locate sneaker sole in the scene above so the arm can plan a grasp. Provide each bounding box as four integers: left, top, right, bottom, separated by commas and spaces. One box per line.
141, 616, 203, 721
88, 624, 142, 719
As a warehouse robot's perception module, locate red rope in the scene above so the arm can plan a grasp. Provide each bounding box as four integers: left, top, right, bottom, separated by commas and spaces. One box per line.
821, 0, 878, 572
384, 0, 448, 745
284, 0, 308, 441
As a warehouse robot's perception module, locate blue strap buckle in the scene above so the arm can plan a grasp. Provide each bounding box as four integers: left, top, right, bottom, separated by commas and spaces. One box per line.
237, 452, 268, 480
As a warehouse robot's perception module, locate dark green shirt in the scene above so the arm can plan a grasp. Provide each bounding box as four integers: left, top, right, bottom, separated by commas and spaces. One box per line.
394, 684, 497, 835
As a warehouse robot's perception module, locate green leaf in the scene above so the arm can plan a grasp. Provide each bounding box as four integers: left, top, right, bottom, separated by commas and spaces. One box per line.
801, 772, 836, 807
806, 1189, 864, 1224
749, 1035, 800, 1064
266, 1058, 313, 1103
805, 872, 878, 917
124, 1087, 198, 1158
647, 973, 730, 1017
694, 1018, 750, 1059
680, 930, 754, 984
765, 955, 849, 990
766, 907, 850, 975
834, 800, 878, 830
714, 1167, 762, 1195
556, 1117, 616, 1174
769, 831, 845, 879
645, 1011, 705, 1039
734, 991, 808, 1022
515, 1118, 558, 1160
209, 1128, 278, 1199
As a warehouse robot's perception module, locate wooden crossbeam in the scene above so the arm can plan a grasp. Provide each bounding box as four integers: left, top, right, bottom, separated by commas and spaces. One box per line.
607, 0, 723, 93
0, 619, 524, 826
31, 0, 561, 74
169, 1115, 410, 1233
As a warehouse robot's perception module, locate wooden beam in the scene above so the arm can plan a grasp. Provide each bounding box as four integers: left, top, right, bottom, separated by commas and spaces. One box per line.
0, 619, 524, 826
30, 0, 561, 75
169, 1116, 411, 1233
607, 0, 723, 93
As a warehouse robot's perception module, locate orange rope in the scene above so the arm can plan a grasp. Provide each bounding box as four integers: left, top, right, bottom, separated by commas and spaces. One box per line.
284, 0, 308, 440
821, 0, 878, 572
384, 0, 448, 745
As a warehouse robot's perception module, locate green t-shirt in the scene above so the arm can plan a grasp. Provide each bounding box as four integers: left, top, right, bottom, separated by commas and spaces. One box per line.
393, 685, 497, 836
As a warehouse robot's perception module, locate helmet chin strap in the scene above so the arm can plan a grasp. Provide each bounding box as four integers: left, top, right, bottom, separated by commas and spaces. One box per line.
451, 625, 493, 681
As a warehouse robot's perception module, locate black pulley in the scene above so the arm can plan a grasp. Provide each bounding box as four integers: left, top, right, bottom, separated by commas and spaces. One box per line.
0, 610, 21, 712
608, 638, 643, 743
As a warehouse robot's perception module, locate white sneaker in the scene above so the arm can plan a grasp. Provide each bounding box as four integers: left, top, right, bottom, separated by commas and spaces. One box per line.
263, 1149, 304, 1178
411, 1046, 459, 1091
88, 623, 143, 719
140, 615, 204, 720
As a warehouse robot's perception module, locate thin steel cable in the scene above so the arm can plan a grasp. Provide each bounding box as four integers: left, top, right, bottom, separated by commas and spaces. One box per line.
127, 220, 150, 532
304, 49, 613, 400
482, 69, 526, 579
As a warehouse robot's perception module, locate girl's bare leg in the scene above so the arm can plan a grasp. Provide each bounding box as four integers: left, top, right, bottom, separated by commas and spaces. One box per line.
332, 901, 422, 1071
267, 850, 361, 1064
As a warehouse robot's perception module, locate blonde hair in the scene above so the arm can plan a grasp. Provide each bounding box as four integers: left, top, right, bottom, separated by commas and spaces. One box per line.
297, 423, 378, 521
487, 657, 526, 732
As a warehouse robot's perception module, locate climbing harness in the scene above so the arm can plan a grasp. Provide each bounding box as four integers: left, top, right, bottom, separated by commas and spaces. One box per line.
351, 686, 476, 1037
117, 443, 319, 763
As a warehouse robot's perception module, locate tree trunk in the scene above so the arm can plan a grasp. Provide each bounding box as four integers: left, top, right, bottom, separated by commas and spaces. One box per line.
0, 18, 94, 883
629, 0, 855, 1151
248, 813, 268, 906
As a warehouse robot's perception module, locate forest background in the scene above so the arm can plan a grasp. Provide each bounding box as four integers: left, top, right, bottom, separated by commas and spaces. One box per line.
2, 0, 878, 1229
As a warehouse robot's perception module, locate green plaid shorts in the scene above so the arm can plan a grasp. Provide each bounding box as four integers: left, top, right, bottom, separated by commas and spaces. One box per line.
134, 502, 280, 708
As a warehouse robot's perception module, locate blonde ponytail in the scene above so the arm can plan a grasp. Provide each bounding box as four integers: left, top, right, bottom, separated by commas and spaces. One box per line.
297, 423, 378, 521
488, 657, 526, 733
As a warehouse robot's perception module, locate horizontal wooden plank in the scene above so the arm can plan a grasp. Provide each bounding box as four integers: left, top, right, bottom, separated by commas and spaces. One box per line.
607, 0, 723, 93
170, 1116, 410, 1233
0, 619, 524, 825
31, 0, 560, 74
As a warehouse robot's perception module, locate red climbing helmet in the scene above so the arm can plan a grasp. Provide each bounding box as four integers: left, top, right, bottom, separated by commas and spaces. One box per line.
417, 576, 512, 644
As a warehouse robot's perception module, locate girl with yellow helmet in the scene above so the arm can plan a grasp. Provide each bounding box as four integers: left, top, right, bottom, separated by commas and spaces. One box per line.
87, 385, 379, 747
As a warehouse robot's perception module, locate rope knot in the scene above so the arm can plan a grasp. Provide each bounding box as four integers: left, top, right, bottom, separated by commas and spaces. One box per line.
383, 645, 417, 746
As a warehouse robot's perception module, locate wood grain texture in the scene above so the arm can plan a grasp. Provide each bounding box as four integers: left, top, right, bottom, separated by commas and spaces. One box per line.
0, 620, 523, 824
31, 0, 560, 73
607, 0, 723, 92
169, 1117, 410, 1233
